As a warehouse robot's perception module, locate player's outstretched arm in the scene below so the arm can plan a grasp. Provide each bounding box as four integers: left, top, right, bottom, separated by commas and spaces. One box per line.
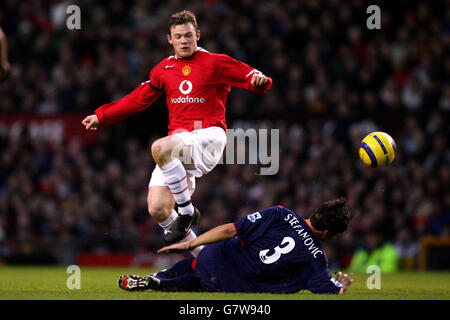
158, 223, 237, 254
336, 272, 353, 295
216, 54, 272, 94
84, 81, 163, 128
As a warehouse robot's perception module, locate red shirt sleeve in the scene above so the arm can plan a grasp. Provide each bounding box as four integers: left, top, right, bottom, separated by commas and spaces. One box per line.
95, 80, 163, 126
149, 63, 164, 91
214, 54, 272, 94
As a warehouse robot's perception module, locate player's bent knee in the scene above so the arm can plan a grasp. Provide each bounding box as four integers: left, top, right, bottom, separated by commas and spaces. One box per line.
151, 137, 184, 165
151, 138, 175, 164
151, 140, 164, 161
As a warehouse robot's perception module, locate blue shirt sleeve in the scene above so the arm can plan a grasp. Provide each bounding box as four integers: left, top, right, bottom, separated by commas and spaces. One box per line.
306, 262, 342, 294
233, 206, 281, 246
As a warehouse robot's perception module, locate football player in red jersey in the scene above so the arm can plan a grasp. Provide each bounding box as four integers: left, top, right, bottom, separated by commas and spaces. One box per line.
82, 11, 272, 255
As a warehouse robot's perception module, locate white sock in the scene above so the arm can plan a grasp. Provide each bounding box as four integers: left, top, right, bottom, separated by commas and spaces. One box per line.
177, 202, 195, 216
181, 229, 204, 258
158, 209, 178, 229
159, 158, 194, 216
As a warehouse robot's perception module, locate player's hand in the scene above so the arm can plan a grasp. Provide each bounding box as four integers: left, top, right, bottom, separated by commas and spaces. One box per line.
157, 241, 191, 254
251, 73, 269, 88
336, 272, 353, 294
82, 114, 99, 131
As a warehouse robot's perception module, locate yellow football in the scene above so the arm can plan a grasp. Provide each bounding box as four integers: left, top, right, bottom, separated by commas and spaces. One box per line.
359, 131, 397, 168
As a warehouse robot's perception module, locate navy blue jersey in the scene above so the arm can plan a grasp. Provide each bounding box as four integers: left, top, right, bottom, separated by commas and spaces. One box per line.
194, 206, 342, 294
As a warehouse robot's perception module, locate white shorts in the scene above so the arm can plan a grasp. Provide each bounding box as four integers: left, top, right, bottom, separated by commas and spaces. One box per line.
148, 126, 227, 195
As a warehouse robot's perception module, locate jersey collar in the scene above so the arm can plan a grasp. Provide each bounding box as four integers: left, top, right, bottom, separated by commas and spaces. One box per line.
174, 47, 206, 60
302, 217, 321, 240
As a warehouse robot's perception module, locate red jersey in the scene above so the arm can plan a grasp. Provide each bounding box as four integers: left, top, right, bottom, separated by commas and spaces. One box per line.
95, 47, 272, 135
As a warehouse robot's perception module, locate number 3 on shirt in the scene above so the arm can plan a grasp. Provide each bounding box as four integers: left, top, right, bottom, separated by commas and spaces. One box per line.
259, 237, 295, 264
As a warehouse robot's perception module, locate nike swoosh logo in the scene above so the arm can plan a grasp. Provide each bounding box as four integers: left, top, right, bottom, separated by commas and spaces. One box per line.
165, 64, 176, 69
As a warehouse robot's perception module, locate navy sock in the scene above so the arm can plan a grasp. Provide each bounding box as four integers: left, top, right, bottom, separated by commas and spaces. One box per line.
155, 257, 195, 278
157, 272, 201, 291
154, 257, 202, 291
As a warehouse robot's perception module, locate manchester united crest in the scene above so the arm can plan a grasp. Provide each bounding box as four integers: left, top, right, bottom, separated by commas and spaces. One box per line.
182, 65, 191, 76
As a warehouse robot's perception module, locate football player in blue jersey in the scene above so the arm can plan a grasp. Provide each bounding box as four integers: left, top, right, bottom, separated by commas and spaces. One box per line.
118, 198, 354, 295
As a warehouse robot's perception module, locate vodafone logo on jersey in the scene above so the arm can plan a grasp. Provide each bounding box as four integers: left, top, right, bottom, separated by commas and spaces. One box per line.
179, 80, 193, 94
171, 80, 206, 104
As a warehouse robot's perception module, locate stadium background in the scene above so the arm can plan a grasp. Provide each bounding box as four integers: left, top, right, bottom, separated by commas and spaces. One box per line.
0, 0, 448, 272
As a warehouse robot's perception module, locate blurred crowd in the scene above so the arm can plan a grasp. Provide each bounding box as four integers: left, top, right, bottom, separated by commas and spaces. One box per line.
0, 0, 449, 268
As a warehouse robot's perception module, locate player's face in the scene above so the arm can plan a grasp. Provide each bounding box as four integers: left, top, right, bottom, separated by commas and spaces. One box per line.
168, 23, 200, 59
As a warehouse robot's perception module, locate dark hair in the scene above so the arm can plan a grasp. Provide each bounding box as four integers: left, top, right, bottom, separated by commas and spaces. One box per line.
309, 198, 352, 236
168, 10, 199, 34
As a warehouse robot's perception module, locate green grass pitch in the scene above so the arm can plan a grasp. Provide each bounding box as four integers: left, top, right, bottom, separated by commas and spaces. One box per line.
0, 266, 449, 300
